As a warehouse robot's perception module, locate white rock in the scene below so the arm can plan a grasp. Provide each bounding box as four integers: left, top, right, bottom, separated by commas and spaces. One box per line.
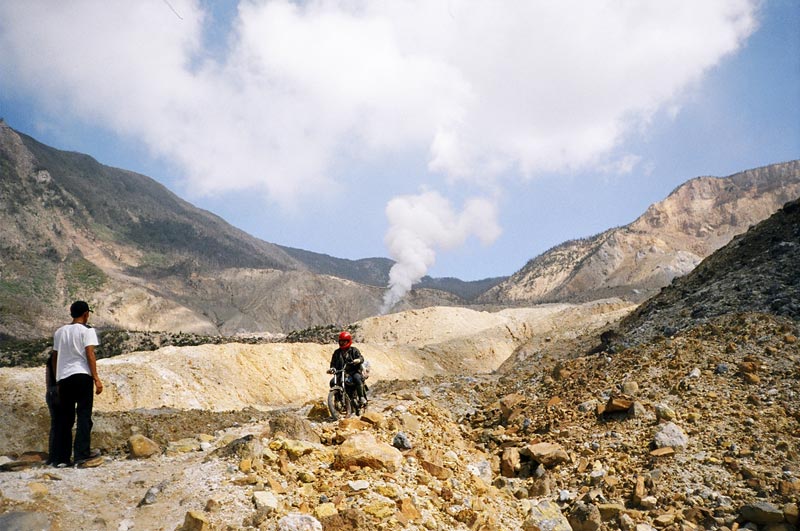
277, 513, 322, 531
653, 422, 689, 449
348, 480, 370, 491
443, 450, 459, 467
466, 460, 492, 485
253, 491, 279, 512
589, 469, 605, 485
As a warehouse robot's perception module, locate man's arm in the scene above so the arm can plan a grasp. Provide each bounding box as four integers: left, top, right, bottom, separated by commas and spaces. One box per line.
48, 351, 57, 386
85, 345, 103, 395
348, 348, 363, 366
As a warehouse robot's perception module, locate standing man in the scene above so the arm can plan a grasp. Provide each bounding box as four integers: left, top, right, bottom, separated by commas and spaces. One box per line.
52, 300, 103, 467
329, 331, 367, 406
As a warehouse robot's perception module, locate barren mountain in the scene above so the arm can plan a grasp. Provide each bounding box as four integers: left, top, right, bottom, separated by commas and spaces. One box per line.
4, 118, 796, 342
0, 122, 473, 339
479, 161, 800, 305
616, 197, 800, 345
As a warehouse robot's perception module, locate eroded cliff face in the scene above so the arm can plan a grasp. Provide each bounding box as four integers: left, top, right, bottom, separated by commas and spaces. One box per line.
480, 161, 800, 305
618, 197, 800, 343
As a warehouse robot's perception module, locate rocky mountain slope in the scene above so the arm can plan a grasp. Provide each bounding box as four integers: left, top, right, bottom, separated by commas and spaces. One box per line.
0, 200, 798, 529
3, 118, 796, 341
0, 122, 481, 339
479, 161, 800, 305
616, 197, 800, 346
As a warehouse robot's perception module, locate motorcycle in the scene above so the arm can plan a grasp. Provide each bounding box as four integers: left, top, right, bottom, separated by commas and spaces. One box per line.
327, 364, 368, 420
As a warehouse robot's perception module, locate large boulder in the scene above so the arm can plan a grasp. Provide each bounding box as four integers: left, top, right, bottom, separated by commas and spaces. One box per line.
128, 434, 160, 458
522, 500, 572, 531
213, 434, 262, 460
653, 422, 689, 450
333, 432, 403, 472
269, 414, 320, 444
568, 502, 602, 531
739, 502, 785, 525
522, 442, 570, 467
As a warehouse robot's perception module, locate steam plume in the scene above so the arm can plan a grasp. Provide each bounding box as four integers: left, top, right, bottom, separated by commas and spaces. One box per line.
381, 191, 500, 313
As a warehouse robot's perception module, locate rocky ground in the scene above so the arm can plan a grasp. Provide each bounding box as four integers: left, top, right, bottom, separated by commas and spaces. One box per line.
618, 198, 800, 346
0, 301, 634, 455
0, 307, 797, 531
484, 312, 799, 531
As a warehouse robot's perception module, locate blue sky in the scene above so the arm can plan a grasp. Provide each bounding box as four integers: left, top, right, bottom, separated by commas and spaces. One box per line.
1, 1, 798, 301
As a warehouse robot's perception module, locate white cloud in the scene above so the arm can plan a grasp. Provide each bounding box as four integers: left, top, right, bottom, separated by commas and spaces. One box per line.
0, 0, 757, 292
0, 0, 757, 199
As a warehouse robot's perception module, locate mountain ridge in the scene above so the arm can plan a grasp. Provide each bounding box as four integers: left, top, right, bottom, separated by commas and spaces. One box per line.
479, 161, 800, 305
0, 122, 490, 338
2, 120, 797, 339
617, 196, 800, 344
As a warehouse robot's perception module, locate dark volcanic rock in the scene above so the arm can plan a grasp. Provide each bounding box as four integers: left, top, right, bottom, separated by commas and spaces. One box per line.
618, 197, 800, 345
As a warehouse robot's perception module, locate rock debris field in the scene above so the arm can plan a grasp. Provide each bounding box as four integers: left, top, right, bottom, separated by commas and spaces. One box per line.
0, 305, 798, 531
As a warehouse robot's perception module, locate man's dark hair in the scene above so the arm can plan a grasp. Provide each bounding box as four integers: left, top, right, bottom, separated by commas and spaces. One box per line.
70, 301, 91, 318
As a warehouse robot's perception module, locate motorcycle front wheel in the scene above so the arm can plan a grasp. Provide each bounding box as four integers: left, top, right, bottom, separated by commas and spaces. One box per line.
327, 389, 352, 420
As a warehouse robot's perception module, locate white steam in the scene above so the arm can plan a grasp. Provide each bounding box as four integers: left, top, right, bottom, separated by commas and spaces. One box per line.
381, 191, 501, 312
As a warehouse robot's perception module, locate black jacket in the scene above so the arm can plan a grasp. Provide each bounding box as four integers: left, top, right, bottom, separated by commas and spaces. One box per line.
330, 346, 364, 374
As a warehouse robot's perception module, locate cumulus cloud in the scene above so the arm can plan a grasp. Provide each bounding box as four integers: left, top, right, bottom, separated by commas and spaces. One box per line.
0, 0, 757, 296
381, 191, 501, 312
0, 0, 757, 195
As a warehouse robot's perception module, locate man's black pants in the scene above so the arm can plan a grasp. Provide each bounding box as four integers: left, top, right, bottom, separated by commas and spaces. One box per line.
350, 372, 366, 400
55, 374, 94, 465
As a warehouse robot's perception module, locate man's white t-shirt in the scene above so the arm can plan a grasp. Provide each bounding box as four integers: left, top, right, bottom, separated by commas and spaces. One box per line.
54, 323, 100, 381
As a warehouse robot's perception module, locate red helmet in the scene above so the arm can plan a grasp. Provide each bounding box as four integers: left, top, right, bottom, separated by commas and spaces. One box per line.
338, 331, 352, 349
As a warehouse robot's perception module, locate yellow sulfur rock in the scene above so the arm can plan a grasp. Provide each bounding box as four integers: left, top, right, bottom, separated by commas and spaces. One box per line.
364, 500, 396, 519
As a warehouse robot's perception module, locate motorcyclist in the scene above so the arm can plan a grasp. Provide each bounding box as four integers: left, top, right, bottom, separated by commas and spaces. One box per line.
327, 331, 367, 406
